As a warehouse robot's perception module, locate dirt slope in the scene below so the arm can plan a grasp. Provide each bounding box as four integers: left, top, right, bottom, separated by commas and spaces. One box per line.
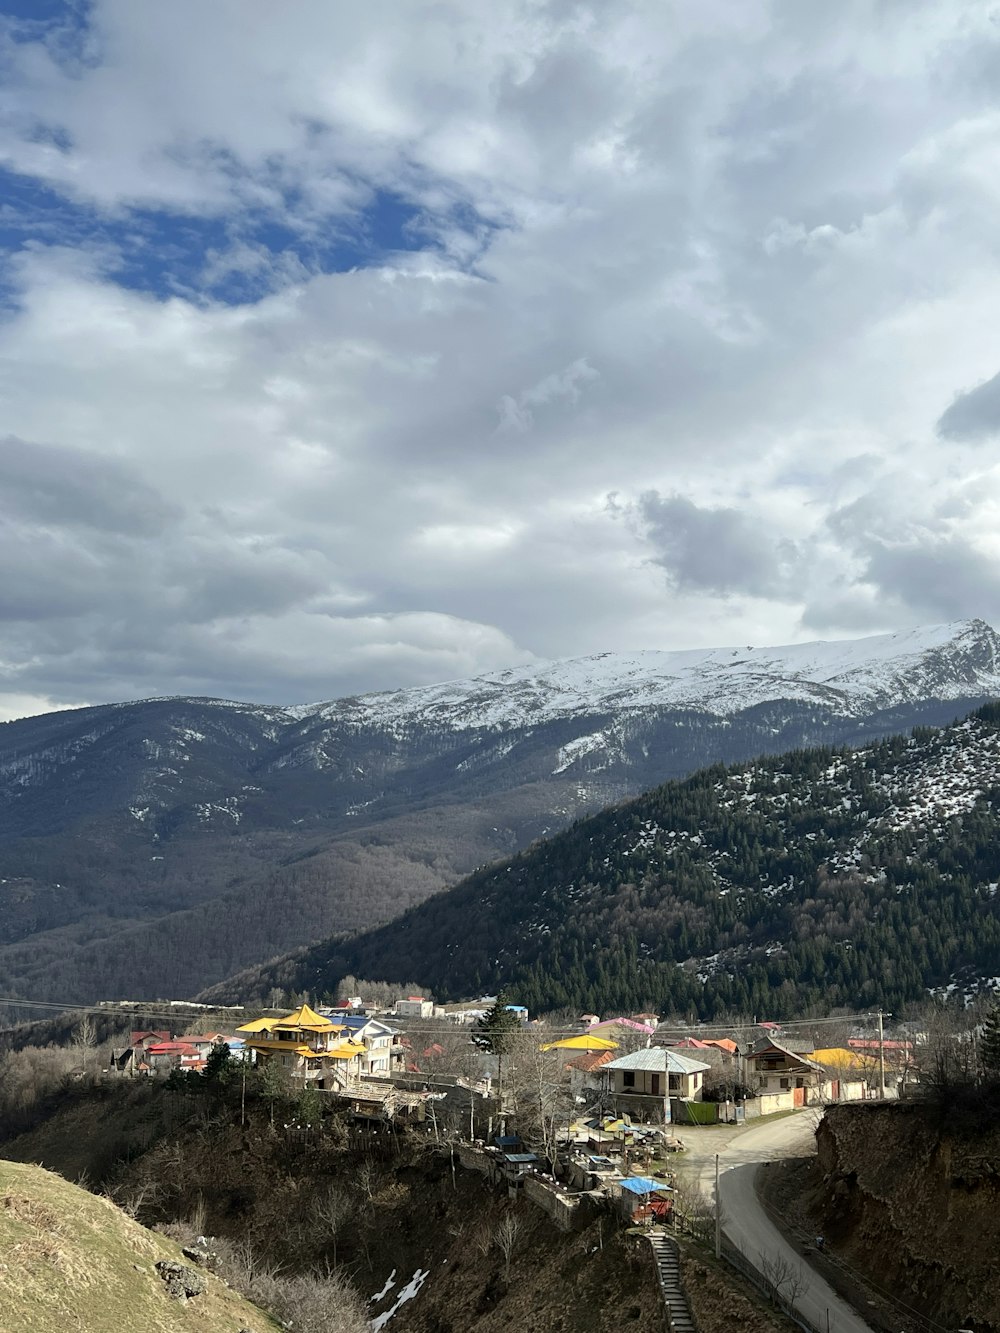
814, 1100, 1000, 1332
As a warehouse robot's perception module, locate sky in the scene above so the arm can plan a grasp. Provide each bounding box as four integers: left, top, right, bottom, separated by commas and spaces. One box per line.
2, 1, 1000, 720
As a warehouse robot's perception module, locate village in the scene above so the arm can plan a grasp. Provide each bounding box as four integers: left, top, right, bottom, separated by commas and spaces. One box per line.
107, 992, 920, 1233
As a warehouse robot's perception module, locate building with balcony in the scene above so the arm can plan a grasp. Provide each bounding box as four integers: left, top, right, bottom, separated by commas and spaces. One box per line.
603, 1048, 711, 1123
236, 1004, 367, 1086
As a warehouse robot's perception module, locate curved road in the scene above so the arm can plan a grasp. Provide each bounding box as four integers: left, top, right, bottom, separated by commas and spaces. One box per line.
679, 1112, 874, 1333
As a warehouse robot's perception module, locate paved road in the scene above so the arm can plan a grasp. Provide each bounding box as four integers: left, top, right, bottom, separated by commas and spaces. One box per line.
677, 1113, 875, 1333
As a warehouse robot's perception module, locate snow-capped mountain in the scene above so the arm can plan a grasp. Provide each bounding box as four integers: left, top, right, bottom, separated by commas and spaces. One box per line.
1, 617, 998, 1008
293, 618, 1000, 732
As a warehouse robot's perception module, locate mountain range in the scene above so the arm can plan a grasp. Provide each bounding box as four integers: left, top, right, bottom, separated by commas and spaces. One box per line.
233, 700, 1000, 1018
2, 618, 999, 1005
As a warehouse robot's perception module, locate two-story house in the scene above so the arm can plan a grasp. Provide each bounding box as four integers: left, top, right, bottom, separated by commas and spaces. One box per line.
747, 1038, 825, 1105
336, 1015, 404, 1076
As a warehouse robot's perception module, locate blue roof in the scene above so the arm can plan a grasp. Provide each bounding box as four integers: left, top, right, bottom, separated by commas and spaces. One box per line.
619, 1176, 663, 1195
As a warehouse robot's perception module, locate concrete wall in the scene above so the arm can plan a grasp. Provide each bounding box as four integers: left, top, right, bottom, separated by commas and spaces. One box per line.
757, 1089, 795, 1115
523, 1175, 589, 1232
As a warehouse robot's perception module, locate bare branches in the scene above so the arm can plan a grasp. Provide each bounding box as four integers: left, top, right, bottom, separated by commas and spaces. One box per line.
493, 1211, 522, 1282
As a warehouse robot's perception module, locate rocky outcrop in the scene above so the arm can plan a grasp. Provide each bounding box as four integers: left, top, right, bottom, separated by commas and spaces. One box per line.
154, 1260, 206, 1301
816, 1101, 1000, 1332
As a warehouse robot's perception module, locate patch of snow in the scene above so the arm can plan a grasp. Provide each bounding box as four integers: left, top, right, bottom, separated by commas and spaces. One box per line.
371, 1270, 397, 1303
371, 1268, 429, 1330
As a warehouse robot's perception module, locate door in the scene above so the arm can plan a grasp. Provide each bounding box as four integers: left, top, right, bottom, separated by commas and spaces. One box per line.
793, 1086, 805, 1107
651, 1073, 661, 1095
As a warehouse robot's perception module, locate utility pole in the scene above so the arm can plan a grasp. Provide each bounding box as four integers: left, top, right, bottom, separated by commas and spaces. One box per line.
715, 1153, 721, 1259
877, 1009, 886, 1100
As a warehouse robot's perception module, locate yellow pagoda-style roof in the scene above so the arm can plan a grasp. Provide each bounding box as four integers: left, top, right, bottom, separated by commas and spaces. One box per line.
236, 1015, 280, 1034
320, 1041, 367, 1060
270, 1003, 341, 1032
539, 1034, 620, 1052
245, 1040, 315, 1056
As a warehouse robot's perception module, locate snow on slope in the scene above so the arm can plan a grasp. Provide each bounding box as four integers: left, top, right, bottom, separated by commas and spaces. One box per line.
293, 619, 1000, 733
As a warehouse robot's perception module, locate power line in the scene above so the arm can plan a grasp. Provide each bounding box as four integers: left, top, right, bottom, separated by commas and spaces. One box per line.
0, 994, 903, 1040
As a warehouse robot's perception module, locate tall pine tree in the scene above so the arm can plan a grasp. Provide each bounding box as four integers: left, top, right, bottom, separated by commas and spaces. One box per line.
980, 1004, 1000, 1077
472, 991, 521, 1122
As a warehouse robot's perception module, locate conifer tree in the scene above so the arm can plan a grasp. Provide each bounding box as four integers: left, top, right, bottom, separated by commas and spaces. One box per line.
980, 1004, 1000, 1077
473, 991, 521, 1120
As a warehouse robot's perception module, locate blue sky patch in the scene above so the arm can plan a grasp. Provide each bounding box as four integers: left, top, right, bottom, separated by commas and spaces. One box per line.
0, 163, 485, 306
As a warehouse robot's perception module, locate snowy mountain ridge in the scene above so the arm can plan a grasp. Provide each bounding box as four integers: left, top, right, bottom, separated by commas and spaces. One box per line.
3, 617, 1000, 1007
294, 618, 1000, 732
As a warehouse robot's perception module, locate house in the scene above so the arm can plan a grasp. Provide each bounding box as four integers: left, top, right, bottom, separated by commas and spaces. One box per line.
747, 1038, 826, 1105
145, 1040, 200, 1073
564, 1048, 616, 1103
109, 1029, 173, 1074
616, 1175, 673, 1225
604, 1048, 710, 1122
807, 1047, 880, 1101
131, 1030, 171, 1051
587, 1017, 656, 1045
236, 1004, 366, 1086
336, 1015, 403, 1076
394, 996, 434, 1019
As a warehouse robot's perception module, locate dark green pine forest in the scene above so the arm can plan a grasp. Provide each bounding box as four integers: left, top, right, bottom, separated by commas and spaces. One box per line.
290, 703, 1000, 1019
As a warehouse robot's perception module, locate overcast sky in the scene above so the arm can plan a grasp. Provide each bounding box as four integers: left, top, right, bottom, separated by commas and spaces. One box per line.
2, 1, 1000, 719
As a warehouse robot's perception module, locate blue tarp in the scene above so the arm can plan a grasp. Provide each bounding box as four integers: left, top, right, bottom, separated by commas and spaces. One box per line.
619, 1176, 662, 1195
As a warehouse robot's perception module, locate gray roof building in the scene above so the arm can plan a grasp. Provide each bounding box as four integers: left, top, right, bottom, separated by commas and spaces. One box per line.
604, 1048, 710, 1075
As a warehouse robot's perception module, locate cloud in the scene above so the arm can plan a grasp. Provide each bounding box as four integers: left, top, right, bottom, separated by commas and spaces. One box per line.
2, 3, 1000, 715
937, 369, 1000, 442
638, 492, 789, 598
0, 435, 176, 534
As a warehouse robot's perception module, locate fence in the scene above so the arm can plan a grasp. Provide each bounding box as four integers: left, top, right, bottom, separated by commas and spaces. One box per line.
719, 1236, 821, 1333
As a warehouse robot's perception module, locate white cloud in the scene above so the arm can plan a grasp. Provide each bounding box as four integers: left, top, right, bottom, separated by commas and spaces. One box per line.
1, 1, 1000, 714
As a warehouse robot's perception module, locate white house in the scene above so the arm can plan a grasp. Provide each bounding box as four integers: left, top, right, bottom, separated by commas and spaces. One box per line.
338, 1015, 402, 1076
394, 996, 434, 1019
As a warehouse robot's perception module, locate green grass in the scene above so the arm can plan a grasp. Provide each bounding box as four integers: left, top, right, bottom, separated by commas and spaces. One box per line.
0, 1159, 281, 1333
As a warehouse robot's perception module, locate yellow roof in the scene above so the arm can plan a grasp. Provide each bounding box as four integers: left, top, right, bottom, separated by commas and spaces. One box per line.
808, 1047, 876, 1072
270, 1003, 341, 1032
246, 1040, 315, 1056
321, 1041, 367, 1059
539, 1034, 620, 1052
235, 1016, 280, 1034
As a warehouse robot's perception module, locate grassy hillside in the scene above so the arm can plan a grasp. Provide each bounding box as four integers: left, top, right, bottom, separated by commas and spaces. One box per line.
0, 1158, 279, 1332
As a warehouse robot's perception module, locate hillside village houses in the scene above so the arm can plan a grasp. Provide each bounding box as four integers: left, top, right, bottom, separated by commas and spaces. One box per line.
109, 997, 915, 1141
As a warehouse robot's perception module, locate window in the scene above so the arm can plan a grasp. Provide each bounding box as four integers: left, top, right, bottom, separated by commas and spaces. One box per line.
622, 1072, 635, 1088
779, 1077, 790, 1090
668, 1075, 680, 1092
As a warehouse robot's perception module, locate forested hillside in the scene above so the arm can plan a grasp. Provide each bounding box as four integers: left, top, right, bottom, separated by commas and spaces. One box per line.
4, 619, 999, 1005
243, 704, 1000, 1018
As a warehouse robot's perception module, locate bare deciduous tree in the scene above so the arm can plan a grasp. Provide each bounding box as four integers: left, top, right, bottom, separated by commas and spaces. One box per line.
493, 1211, 522, 1283
311, 1184, 354, 1266
75, 1015, 97, 1075
760, 1251, 808, 1307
